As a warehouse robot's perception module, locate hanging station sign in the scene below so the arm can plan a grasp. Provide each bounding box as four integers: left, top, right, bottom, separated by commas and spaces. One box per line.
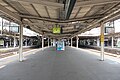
105, 21, 115, 34
53, 24, 61, 34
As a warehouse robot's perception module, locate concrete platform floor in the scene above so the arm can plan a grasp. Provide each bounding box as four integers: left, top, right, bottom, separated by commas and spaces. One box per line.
0, 47, 120, 80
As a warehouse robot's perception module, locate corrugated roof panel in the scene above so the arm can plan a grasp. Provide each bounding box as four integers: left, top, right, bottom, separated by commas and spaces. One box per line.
19, 1, 38, 16
32, 4, 48, 17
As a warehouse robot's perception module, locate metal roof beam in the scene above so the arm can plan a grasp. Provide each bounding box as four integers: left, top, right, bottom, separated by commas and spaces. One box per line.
75, 0, 120, 7
0, 4, 21, 23
9, 0, 64, 8
45, 6, 50, 18
20, 14, 103, 23
23, 22, 88, 27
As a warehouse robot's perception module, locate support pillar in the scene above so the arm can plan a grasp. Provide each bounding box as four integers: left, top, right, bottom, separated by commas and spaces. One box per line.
76, 35, 78, 48
100, 22, 104, 61
68, 38, 69, 46
83, 40, 86, 45
10, 39, 12, 47
14, 34, 16, 47
30, 39, 33, 46
1, 18, 3, 35
25, 38, 27, 46
6, 42, 8, 48
51, 39, 52, 47
53, 39, 56, 46
48, 37, 49, 47
97, 38, 100, 46
19, 24, 23, 62
42, 35, 44, 50
111, 37, 114, 48
3, 40, 5, 47
71, 37, 72, 47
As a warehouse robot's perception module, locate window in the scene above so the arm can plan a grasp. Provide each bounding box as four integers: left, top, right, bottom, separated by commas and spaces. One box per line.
9, 22, 19, 33
3, 19, 10, 32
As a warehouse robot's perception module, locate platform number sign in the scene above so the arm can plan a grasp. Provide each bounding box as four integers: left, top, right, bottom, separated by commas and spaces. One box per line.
105, 21, 115, 33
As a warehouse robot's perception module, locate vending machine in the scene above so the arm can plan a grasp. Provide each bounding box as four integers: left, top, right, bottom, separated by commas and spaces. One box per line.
56, 40, 65, 51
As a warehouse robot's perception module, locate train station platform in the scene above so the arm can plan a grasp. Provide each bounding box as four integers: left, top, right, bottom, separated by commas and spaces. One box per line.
0, 47, 120, 80
0, 46, 33, 59
0, 46, 30, 51
84, 46, 120, 55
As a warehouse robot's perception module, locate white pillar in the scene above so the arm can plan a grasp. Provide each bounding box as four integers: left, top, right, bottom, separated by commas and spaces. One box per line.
111, 37, 114, 48
14, 34, 16, 47
76, 35, 78, 48
51, 39, 52, 46
53, 39, 56, 46
30, 39, 33, 46
68, 38, 69, 46
100, 22, 104, 61
71, 37, 72, 47
6, 42, 8, 48
48, 37, 49, 47
3, 40, 4, 47
83, 40, 86, 45
1, 18, 3, 35
25, 38, 27, 46
42, 35, 44, 50
19, 24, 23, 62
25, 38, 28, 46
97, 38, 100, 46
10, 39, 12, 47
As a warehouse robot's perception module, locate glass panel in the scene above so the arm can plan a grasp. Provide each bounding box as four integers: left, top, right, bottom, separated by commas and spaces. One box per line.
9, 22, 19, 33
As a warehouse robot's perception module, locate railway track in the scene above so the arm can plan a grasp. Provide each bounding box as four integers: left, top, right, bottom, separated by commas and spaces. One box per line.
0, 48, 34, 59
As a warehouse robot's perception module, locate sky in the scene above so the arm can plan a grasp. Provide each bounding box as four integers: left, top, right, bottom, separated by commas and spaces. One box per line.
80, 27, 100, 36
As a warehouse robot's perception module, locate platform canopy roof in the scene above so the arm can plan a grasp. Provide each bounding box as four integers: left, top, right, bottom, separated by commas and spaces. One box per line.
0, 0, 120, 38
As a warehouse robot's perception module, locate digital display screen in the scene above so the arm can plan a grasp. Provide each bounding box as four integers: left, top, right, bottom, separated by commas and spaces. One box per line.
53, 25, 61, 34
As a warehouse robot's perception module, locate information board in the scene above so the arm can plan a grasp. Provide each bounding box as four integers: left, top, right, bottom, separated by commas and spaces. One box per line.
53, 25, 61, 34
